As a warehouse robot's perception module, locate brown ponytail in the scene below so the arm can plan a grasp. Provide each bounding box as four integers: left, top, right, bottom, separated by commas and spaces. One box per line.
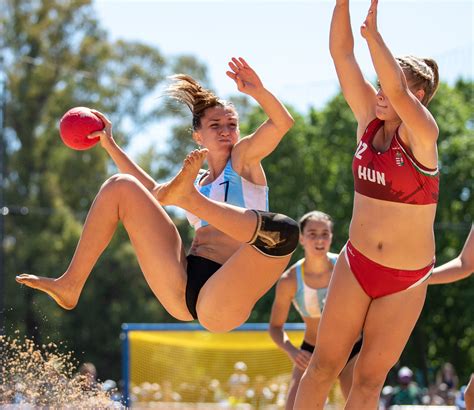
166, 75, 233, 130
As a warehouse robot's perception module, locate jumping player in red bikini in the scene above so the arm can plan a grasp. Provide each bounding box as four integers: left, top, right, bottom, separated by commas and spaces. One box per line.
295, 1, 440, 408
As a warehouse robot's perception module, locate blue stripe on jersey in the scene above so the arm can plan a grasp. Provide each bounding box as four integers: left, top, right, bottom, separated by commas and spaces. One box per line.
199, 181, 212, 227
316, 287, 328, 312
328, 253, 338, 265
225, 160, 245, 209
292, 253, 339, 318
186, 159, 268, 231
294, 260, 316, 318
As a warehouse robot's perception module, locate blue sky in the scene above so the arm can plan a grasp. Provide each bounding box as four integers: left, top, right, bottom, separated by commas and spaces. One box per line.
94, 0, 473, 155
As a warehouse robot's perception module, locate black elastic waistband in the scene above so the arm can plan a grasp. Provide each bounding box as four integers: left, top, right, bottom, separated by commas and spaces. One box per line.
300, 340, 315, 353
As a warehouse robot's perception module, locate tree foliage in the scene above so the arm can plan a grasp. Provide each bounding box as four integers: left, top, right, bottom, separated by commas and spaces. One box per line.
1, 0, 472, 385
1, 0, 207, 380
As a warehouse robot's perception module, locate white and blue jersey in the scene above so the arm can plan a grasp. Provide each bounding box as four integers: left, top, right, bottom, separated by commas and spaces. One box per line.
185, 159, 269, 230
292, 253, 339, 318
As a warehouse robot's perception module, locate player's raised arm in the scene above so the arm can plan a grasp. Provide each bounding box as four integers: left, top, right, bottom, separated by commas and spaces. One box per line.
330, 0, 377, 129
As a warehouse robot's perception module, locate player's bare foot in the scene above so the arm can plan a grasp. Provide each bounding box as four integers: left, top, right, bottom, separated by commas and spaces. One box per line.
155, 149, 208, 206
15, 274, 80, 310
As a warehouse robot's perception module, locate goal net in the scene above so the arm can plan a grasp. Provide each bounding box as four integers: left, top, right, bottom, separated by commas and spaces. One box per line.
121, 323, 312, 409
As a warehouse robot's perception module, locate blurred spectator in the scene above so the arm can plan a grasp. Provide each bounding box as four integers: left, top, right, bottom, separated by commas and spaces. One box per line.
445, 389, 457, 406
161, 380, 181, 402
456, 385, 467, 410
208, 378, 225, 403
78, 362, 97, 390
387, 366, 423, 406
380, 385, 394, 409
436, 362, 459, 391
423, 384, 446, 406
248, 374, 268, 408
102, 379, 122, 402
228, 361, 250, 404
437, 382, 450, 403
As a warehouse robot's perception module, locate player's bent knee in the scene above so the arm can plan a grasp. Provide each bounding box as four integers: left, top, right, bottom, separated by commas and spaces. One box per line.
199, 317, 240, 333
302, 362, 324, 382
199, 315, 248, 333
352, 366, 387, 393
247, 210, 299, 257
198, 305, 249, 333
308, 350, 350, 382
101, 173, 142, 194
304, 357, 338, 382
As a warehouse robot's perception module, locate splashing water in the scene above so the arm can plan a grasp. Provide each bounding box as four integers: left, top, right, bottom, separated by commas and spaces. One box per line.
0, 333, 122, 408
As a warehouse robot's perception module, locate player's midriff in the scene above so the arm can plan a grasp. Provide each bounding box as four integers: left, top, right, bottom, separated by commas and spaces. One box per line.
189, 225, 241, 265
349, 192, 436, 269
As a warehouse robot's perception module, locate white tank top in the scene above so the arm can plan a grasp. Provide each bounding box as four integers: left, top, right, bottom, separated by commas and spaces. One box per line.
185, 159, 269, 230
292, 254, 339, 318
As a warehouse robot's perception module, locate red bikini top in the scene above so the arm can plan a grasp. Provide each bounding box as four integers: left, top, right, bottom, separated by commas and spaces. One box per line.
352, 119, 439, 205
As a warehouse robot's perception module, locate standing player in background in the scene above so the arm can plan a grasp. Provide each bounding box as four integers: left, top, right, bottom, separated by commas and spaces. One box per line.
269, 211, 359, 409
17, 57, 299, 333
295, 0, 441, 408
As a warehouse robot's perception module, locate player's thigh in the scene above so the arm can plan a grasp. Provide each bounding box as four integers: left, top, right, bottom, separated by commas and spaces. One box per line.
313, 254, 370, 370
112, 175, 190, 319
355, 283, 428, 380
197, 245, 291, 331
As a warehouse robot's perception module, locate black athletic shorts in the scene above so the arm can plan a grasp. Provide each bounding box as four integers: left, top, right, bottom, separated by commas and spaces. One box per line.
348, 336, 363, 363
185, 255, 222, 320
298, 336, 363, 365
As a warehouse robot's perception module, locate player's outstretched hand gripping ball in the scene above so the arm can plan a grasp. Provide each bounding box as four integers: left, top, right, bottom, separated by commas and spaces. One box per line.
59, 107, 103, 150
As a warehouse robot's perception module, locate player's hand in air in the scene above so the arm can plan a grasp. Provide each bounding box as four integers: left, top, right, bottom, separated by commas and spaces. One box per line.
361, 0, 379, 40
226, 57, 264, 97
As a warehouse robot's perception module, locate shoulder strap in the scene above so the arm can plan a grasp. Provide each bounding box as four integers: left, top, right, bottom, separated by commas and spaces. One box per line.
362, 118, 383, 142
327, 252, 339, 267
294, 259, 305, 291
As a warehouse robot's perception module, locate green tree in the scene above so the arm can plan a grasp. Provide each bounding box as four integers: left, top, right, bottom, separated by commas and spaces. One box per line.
2, 0, 471, 384
1, 0, 207, 380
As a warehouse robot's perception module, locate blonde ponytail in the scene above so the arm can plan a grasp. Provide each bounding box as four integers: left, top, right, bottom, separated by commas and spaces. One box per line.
396, 56, 440, 105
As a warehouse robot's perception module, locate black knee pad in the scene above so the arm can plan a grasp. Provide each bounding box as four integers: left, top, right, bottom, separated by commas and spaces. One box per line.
247, 210, 299, 257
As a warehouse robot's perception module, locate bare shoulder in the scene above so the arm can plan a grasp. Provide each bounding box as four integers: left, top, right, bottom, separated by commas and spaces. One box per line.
400, 119, 439, 146
230, 139, 267, 184
277, 264, 298, 292
230, 137, 252, 174
398, 122, 439, 168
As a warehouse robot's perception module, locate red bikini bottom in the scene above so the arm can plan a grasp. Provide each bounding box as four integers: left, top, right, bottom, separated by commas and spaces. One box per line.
344, 240, 434, 299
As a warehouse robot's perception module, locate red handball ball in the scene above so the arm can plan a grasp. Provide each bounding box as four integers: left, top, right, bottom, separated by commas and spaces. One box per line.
59, 107, 103, 150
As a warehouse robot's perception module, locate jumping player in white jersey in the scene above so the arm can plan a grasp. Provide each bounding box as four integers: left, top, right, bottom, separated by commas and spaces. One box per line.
269, 211, 359, 409
16, 57, 299, 332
